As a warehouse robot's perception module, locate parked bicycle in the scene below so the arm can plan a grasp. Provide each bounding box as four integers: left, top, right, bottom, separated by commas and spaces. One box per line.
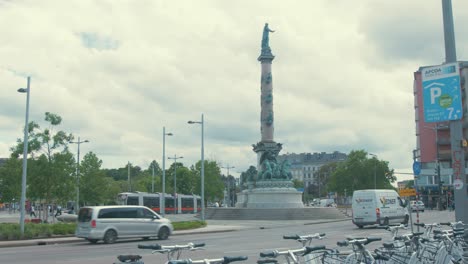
138, 242, 205, 261
167, 256, 248, 264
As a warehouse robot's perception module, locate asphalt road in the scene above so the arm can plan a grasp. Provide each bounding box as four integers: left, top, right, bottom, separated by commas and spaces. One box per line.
0, 210, 455, 264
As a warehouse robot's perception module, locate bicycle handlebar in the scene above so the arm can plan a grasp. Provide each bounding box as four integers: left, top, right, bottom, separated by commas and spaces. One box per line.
283, 233, 326, 240
257, 259, 278, 264
224, 256, 248, 263
337, 237, 381, 246
139, 242, 206, 251
283, 235, 300, 240
117, 255, 142, 262
138, 244, 162, 250
302, 245, 326, 256
365, 237, 382, 244
168, 256, 248, 264
259, 251, 276, 258
193, 243, 206, 248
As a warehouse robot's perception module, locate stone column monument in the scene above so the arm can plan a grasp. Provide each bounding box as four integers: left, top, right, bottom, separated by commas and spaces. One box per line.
236, 24, 304, 208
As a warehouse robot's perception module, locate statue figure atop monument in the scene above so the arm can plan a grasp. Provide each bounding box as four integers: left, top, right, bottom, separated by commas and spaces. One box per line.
258, 23, 275, 61
261, 23, 275, 49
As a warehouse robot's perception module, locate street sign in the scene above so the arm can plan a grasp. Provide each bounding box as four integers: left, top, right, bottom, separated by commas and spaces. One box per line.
422, 63, 462, 122
412, 161, 421, 176
399, 188, 416, 197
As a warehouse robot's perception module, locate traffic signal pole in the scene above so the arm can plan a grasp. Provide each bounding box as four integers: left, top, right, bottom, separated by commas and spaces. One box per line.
441, 0, 468, 234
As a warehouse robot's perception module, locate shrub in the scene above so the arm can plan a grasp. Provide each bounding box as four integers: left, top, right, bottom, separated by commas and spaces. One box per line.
173, 221, 206, 230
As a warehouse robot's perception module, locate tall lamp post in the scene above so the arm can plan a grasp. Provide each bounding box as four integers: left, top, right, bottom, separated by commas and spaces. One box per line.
151, 162, 155, 193
188, 114, 205, 221
70, 137, 89, 213
369, 153, 377, 189
168, 155, 183, 214
18, 76, 31, 236
162, 127, 173, 216
221, 164, 235, 207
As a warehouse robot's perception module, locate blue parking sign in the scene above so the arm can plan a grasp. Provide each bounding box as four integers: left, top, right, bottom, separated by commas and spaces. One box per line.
422, 63, 462, 122
413, 161, 421, 176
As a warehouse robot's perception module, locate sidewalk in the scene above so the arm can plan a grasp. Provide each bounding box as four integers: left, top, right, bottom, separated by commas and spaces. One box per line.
0, 212, 350, 248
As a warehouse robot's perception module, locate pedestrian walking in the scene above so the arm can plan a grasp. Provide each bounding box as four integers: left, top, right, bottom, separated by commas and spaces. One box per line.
30, 205, 36, 218
54, 205, 62, 217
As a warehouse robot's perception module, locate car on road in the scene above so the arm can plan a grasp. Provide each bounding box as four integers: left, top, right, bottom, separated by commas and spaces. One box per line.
410, 201, 425, 212
352, 189, 409, 228
75, 205, 173, 244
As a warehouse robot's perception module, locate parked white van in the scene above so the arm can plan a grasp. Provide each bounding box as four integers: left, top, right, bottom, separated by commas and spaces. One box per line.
351, 189, 408, 228
75, 205, 173, 244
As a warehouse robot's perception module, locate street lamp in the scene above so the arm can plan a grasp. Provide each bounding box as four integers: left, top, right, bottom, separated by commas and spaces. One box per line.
70, 137, 89, 213
162, 127, 173, 216
151, 161, 156, 193
168, 155, 183, 214
369, 153, 377, 189
221, 164, 235, 207
188, 114, 205, 221
18, 76, 31, 236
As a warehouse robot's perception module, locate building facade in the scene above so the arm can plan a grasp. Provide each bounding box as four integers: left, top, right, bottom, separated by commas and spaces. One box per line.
277, 151, 347, 188
413, 61, 468, 209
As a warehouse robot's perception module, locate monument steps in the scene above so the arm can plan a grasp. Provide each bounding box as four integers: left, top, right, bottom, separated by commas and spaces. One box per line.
203, 207, 347, 221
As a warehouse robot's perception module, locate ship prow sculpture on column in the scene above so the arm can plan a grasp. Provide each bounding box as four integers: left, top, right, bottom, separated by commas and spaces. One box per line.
236, 23, 304, 209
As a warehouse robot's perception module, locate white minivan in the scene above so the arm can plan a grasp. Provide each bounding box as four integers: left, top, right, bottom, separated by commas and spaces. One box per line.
75, 205, 173, 244
351, 189, 409, 228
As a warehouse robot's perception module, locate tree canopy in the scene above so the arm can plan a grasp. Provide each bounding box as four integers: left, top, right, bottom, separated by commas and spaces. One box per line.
328, 150, 396, 195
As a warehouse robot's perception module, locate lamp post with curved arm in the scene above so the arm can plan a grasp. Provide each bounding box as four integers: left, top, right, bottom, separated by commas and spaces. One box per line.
70, 137, 89, 213
168, 155, 183, 214
188, 114, 205, 221
18, 77, 31, 236
162, 127, 173, 216
369, 153, 377, 189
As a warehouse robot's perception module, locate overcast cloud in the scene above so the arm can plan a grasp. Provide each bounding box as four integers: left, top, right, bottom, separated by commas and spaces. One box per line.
1, 0, 467, 181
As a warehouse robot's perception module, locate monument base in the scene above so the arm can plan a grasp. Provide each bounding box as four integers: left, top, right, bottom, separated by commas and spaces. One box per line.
236, 186, 304, 208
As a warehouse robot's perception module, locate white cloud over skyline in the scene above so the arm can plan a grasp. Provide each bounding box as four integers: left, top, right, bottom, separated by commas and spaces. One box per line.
1, 0, 467, 181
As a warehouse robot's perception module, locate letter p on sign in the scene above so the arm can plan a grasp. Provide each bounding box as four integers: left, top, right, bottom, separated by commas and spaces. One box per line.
430, 87, 442, 104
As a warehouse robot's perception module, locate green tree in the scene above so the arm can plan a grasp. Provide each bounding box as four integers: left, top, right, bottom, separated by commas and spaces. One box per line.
10, 112, 75, 208
292, 179, 304, 189
0, 158, 22, 203
405, 180, 414, 188
79, 152, 108, 206
191, 160, 224, 203
328, 150, 395, 195
314, 162, 339, 197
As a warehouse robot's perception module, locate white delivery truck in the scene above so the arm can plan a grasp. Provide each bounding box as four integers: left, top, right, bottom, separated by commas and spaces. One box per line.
351, 189, 409, 228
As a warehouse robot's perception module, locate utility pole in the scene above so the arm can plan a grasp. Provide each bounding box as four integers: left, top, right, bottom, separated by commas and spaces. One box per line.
434, 124, 443, 211
441, 0, 467, 229
128, 161, 131, 192
168, 155, 183, 214
152, 163, 155, 193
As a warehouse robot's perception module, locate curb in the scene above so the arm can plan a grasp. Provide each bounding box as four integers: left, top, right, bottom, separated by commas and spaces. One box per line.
0, 218, 347, 248
0, 228, 241, 248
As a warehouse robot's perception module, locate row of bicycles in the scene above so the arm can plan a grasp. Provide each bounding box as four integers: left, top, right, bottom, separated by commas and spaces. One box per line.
114, 221, 467, 264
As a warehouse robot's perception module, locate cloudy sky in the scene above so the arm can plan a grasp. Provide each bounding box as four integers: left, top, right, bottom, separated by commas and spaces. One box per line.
1, 0, 467, 181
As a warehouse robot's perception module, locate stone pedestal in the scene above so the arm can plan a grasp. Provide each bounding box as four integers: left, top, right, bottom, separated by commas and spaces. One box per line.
236, 184, 304, 209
